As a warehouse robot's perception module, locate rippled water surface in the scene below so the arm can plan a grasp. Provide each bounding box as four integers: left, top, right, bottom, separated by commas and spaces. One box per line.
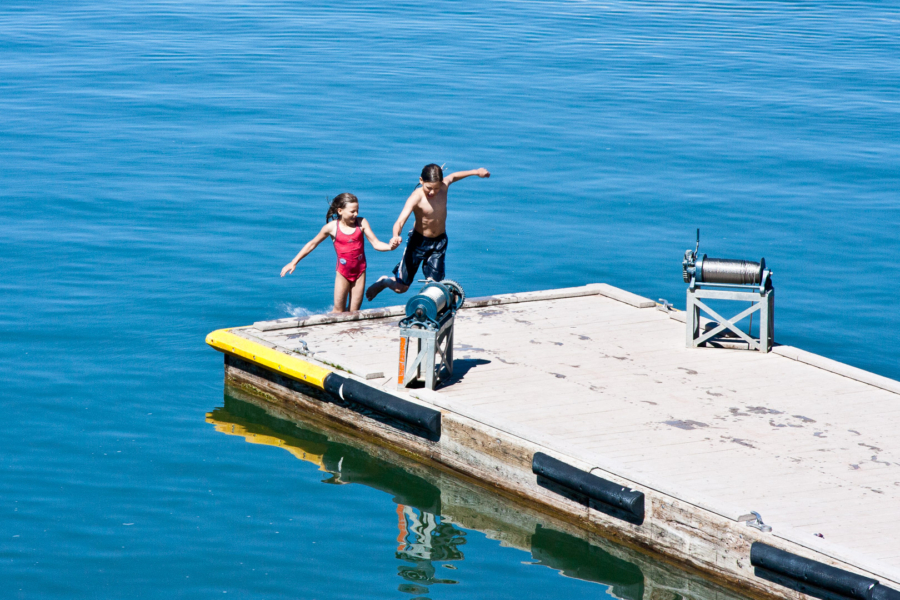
2, 1, 898, 598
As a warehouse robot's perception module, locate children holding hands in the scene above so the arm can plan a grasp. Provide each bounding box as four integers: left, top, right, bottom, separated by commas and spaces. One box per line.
281, 164, 489, 313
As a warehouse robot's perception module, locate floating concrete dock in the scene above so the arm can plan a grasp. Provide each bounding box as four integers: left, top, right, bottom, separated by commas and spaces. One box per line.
209, 386, 754, 600
207, 283, 900, 600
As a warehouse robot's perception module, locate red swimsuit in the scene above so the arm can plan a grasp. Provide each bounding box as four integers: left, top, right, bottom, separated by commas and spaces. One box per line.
334, 220, 366, 283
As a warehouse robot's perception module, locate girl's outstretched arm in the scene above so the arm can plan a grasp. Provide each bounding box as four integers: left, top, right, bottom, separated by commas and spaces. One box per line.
360, 218, 393, 252
280, 222, 334, 276
444, 168, 490, 186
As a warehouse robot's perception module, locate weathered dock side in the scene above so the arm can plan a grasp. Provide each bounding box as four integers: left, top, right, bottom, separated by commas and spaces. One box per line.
206, 283, 900, 600
209, 385, 756, 600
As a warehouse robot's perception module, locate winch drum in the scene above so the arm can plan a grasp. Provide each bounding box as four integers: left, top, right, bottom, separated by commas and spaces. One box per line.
693, 256, 766, 286
405, 283, 450, 324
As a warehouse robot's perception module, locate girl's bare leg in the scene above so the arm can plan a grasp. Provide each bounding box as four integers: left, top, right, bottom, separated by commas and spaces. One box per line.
348, 272, 366, 312
333, 272, 353, 313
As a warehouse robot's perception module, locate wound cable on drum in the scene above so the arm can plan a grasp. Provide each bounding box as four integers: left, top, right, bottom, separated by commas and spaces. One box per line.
700, 259, 763, 285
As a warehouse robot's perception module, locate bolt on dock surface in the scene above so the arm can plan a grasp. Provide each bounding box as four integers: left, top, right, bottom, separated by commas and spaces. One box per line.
210, 284, 900, 597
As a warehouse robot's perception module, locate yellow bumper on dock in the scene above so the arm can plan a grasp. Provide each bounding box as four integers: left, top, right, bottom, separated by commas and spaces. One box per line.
205, 328, 332, 390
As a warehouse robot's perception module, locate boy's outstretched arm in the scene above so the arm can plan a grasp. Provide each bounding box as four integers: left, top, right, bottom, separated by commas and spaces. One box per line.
390, 194, 418, 247
444, 168, 490, 186
280, 223, 332, 277
360, 218, 393, 252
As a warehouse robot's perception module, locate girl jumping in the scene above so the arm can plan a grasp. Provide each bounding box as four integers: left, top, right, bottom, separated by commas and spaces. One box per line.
281, 193, 397, 313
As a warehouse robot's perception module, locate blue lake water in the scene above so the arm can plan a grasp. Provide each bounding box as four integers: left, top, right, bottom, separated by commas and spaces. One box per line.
1, 1, 898, 597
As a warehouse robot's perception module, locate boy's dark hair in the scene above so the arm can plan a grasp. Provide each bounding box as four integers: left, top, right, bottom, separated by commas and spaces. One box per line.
326, 192, 358, 223
420, 164, 443, 183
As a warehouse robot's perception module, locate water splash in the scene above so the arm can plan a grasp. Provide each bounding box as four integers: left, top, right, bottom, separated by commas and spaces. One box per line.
278, 303, 331, 319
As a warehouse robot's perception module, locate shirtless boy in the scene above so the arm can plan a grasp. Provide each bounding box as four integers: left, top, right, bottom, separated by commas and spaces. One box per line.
365, 163, 490, 300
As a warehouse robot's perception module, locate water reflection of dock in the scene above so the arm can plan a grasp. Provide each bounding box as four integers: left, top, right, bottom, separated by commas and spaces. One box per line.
208, 389, 746, 600
207, 284, 900, 600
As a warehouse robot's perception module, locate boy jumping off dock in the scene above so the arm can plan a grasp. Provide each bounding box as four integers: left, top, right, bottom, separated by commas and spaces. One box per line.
366, 164, 490, 301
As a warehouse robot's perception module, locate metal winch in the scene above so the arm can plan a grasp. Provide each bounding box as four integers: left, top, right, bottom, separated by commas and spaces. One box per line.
683, 233, 771, 292
682, 230, 774, 352
398, 280, 465, 390
401, 280, 465, 330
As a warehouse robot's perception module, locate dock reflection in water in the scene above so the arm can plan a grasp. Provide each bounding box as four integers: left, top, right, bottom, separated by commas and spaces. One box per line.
208, 388, 750, 600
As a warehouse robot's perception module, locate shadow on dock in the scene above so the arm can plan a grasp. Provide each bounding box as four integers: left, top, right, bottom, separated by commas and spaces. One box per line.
208, 386, 755, 600
441, 358, 491, 386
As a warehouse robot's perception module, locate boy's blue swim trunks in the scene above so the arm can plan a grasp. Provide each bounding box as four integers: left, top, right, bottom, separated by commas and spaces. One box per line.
393, 229, 447, 285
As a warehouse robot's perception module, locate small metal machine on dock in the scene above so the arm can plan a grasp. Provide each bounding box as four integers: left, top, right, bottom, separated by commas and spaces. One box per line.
682, 231, 774, 352
397, 280, 465, 390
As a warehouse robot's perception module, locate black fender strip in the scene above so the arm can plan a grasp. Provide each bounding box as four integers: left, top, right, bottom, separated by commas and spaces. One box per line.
532, 452, 644, 524
323, 373, 441, 441
751, 542, 892, 600
873, 584, 900, 600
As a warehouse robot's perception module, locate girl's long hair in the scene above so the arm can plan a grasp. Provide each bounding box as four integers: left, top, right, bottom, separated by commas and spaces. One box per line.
326, 193, 358, 223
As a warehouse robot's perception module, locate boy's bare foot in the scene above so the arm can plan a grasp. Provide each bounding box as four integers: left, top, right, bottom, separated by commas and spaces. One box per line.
366, 276, 391, 301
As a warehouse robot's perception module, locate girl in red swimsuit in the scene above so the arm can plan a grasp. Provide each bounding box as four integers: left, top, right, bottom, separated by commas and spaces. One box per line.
281, 193, 398, 313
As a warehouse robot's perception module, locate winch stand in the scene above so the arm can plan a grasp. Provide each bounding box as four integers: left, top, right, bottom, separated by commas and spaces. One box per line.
686, 286, 774, 352
397, 315, 454, 390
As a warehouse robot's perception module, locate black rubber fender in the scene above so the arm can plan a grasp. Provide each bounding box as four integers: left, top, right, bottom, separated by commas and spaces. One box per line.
750, 543, 878, 600
323, 371, 344, 398
323, 373, 441, 440
532, 452, 644, 522
873, 585, 900, 600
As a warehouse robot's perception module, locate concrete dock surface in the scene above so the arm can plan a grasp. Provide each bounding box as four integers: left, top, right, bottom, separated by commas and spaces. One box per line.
214, 284, 900, 596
